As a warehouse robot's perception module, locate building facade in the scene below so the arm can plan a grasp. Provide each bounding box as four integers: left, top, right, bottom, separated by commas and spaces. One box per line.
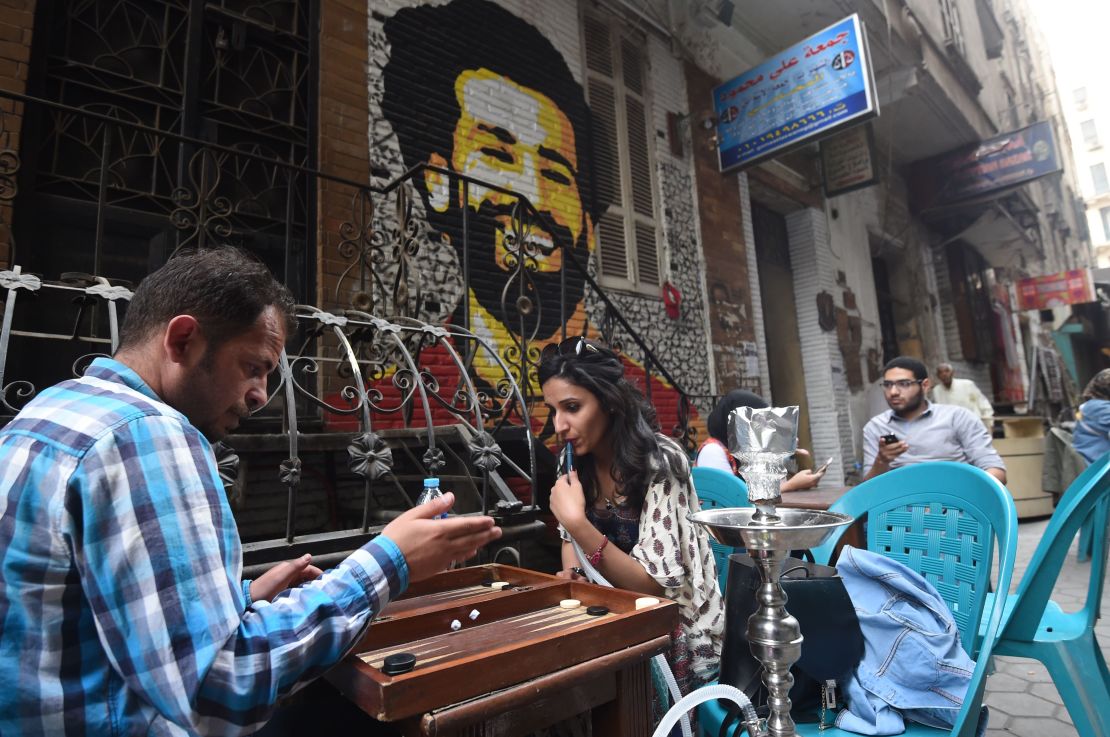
0, 0, 1093, 506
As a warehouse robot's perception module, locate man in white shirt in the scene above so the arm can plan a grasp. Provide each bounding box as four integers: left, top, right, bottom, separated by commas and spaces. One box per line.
932, 363, 994, 428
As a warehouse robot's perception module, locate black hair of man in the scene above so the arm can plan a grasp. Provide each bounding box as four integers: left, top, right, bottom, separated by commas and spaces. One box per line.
707, 390, 768, 444
380, 0, 605, 225
117, 247, 297, 353
882, 356, 928, 382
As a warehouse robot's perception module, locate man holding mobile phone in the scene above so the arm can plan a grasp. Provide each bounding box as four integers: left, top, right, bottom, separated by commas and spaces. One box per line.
862, 357, 1006, 483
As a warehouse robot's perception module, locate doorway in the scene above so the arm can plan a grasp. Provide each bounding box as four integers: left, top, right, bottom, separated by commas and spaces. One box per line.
872, 256, 900, 363
752, 202, 814, 456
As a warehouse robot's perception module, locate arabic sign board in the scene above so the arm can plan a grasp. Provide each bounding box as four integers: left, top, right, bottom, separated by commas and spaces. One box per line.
712, 14, 878, 173
821, 123, 878, 196
912, 121, 1062, 210
1015, 269, 1095, 311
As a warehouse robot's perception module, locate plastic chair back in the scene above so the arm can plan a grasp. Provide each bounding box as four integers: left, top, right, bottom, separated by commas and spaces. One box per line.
1000, 451, 1110, 641
700, 462, 1017, 737
811, 462, 1017, 657
691, 466, 749, 595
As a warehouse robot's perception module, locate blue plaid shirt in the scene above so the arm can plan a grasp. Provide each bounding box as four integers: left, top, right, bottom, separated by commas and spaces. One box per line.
0, 358, 408, 735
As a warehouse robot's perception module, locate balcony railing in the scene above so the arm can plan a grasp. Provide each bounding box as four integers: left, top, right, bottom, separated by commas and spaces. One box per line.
0, 89, 697, 568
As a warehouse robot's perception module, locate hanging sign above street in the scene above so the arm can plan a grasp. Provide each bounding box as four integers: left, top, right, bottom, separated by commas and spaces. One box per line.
910, 121, 1062, 210
1015, 269, 1096, 311
712, 14, 879, 174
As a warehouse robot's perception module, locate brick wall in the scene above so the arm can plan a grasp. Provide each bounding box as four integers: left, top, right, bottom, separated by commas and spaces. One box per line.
366, 0, 592, 361
739, 172, 771, 396
317, 0, 373, 310
785, 207, 849, 487
684, 60, 759, 397
362, 0, 712, 436
0, 0, 35, 268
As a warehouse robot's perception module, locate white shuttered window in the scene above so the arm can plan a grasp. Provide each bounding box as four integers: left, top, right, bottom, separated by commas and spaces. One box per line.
581, 7, 661, 293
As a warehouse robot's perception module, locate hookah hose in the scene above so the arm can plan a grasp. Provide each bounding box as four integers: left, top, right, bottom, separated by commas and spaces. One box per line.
569, 538, 694, 737
569, 539, 761, 737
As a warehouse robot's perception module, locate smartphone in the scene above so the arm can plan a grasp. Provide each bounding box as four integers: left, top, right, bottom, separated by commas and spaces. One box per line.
564, 442, 574, 474
815, 456, 834, 474
881, 433, 899, 445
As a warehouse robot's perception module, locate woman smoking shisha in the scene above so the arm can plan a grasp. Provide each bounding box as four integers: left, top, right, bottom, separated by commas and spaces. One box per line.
540, 337, 724, 700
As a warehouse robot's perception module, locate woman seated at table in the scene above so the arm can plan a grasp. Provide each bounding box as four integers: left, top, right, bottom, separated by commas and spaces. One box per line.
1074, 369, 1110, 464
695, 389, 826, 491
541, 337, 724, 695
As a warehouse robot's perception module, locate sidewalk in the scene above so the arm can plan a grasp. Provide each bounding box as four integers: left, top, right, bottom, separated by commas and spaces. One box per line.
982, 516, 1109, 737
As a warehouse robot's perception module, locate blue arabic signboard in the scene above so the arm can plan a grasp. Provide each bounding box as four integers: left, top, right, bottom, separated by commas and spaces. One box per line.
911, 120, 1062, 209
712, 14, 878, 173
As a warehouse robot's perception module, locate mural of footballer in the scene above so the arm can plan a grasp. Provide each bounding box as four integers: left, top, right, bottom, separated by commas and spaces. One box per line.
381, 0, 601, 395
376, 0, 698, 448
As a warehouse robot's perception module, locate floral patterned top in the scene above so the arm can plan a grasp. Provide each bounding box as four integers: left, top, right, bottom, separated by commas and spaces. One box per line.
561, 434, 725, 690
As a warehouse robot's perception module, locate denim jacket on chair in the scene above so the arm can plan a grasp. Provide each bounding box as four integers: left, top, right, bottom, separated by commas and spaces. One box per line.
833, 546, 986, 736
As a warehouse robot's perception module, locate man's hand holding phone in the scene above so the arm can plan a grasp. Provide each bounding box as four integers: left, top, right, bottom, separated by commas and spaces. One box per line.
877, 432, 908, 463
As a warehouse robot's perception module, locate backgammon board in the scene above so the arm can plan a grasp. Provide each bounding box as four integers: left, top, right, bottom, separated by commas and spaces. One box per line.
324, 564, 677, 727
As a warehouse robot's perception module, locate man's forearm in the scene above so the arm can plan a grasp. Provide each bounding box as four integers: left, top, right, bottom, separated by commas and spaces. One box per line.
863, 458, 890, 480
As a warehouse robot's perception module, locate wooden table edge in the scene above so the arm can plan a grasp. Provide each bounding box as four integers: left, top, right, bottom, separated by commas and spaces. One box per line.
417, 633, 672, 735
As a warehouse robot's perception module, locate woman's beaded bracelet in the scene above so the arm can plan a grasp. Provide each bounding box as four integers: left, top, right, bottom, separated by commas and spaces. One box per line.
587, 537, 608, 566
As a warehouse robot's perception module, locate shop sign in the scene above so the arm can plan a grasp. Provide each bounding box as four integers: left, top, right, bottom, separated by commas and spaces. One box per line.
912, 121, 1062, 209
820, 123, 878, 196
1015, 269, 1096, 310
712, 14, 878, 173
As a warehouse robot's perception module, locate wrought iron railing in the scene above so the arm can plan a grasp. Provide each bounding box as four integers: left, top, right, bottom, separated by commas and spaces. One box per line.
0, 89, 698, 567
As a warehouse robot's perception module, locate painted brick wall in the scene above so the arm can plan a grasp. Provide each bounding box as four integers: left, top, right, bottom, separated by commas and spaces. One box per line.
0, 0, 35, 268
738, 172, 771, 397
684, 60, 760, 401
365, 0, 712, 431
786, 207, 849, 487
318, 0, 373, 310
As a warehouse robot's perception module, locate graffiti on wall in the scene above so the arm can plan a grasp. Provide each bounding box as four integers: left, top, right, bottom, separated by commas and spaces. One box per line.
365, 0, 709, 440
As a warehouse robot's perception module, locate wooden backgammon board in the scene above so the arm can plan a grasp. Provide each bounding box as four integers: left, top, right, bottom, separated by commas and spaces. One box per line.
324, 564, 678, 736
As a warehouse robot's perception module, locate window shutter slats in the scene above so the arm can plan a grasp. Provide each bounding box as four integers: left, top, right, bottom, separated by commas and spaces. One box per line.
634, 221, 659, 286
624, 96, 653, 219
620, 37, 643, 95
582, 9, 659, 292
587, 78, 621, 207
583, 15, 613, 76
598, 211, 629, 280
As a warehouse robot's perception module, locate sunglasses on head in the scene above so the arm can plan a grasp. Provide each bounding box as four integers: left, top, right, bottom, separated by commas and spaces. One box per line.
540, 336, 603, 361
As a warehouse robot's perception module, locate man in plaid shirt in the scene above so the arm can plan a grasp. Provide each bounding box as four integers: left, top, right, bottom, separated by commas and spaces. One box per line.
0, 248, 501, 736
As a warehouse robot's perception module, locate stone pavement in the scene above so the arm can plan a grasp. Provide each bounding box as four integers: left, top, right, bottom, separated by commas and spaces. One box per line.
982, 516, 1109, 737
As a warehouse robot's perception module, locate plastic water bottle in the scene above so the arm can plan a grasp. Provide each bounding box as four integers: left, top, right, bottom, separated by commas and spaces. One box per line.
416, 477, 448, 518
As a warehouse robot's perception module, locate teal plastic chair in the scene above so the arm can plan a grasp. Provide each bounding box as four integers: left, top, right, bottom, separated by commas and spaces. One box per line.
983, 452, 1110, 737
699, 462, 1018, 737
691, 466, 750, 595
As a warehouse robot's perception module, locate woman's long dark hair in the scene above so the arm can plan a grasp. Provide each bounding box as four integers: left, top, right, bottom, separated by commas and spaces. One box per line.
538, 339, 661, 509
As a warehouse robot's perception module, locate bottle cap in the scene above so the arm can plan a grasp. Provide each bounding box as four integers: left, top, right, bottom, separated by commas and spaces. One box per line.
424, 477, 438, 488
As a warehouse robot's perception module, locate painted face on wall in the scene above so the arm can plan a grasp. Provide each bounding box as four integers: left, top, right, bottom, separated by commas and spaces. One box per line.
438, 68, 586, 275
422, 68, 591, 341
